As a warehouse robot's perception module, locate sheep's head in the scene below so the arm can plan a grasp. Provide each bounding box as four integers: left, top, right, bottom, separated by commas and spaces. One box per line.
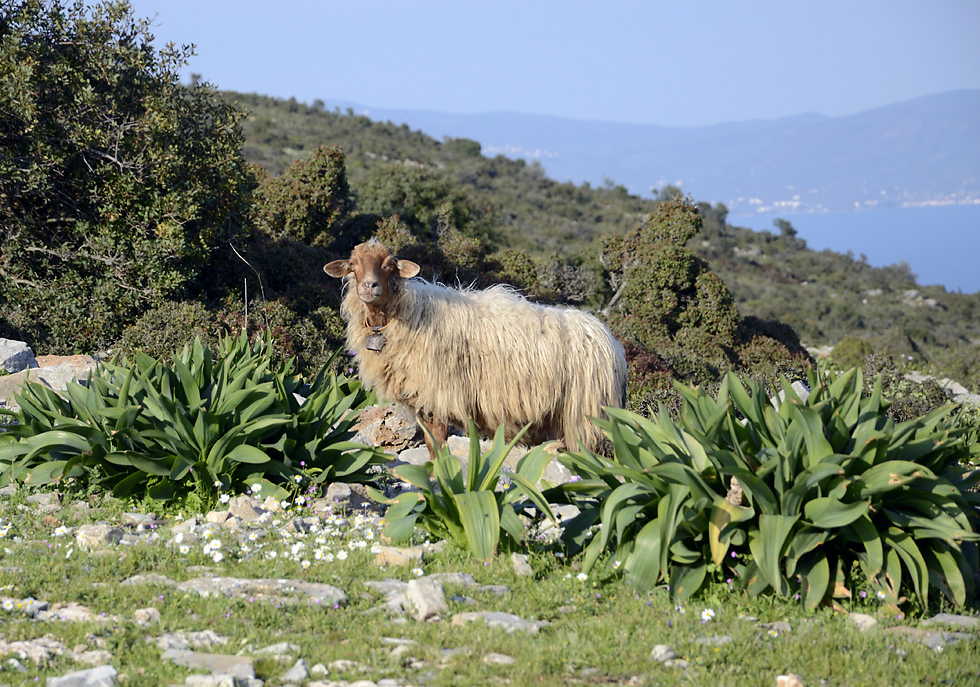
324, 241, 421, 307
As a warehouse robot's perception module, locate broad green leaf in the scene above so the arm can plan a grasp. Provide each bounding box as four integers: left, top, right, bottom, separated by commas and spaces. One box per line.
454, 490, 500, 560
804, 497, 870, 529
752, 513, 799, 595
796, 551, 830, 611
669, 564, 707, 602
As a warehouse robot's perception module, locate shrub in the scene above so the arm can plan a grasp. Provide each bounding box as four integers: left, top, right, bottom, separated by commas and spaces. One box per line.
0, 333, 387, 503
832, 336, 874, 370
556, 368, 980, 611
0, 0, 255, 354
116, 301, 222, 361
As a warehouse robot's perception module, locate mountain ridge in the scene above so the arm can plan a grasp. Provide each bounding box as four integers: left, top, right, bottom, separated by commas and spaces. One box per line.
318, 90, 980, 215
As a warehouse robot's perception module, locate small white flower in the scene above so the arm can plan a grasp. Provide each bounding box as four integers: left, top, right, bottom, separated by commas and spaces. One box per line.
701, 608, 716, 622
612, 559, 622, 570
675, 605, 686, 614
219, 494, 231, 504
2, 599, 14, 611
370, 544, 382, 554
279, 500, 290, 509
174, 532, 184, 544
576, 572, 588, 582
211, 551, 224, 563
293, 475, 303, 483
251, 483, 262, 493
210, 539, 222, 550
202, 528, 214, 539
240, 544, 251, 554
65, 548, 73, 559
248, 532, 258, 542
412, 567, 424, 577
301, 559, 311, 569
336, 550, 348, 561
179, 545, 190, 555
876, 590, 887, 601
53, 526, 70, 537
214, 480, 222, 488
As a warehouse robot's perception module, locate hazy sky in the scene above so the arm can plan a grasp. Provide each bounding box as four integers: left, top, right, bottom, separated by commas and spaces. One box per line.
125, 0, 980, 127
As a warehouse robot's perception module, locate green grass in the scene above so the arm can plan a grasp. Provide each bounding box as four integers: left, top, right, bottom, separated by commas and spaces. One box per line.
1, 491, 978, 686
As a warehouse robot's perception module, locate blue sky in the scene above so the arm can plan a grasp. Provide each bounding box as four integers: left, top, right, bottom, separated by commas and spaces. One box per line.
125, 0, 980, 127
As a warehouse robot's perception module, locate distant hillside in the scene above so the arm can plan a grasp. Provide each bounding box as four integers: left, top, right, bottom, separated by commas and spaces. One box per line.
225, 90, 980, 396
318, 90, 980, 215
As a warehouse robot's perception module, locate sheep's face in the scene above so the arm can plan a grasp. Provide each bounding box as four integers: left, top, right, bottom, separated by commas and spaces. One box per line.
324, 241, 420, 307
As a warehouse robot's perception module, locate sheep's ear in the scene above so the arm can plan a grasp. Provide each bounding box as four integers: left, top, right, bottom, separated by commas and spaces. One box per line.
396, 260, 421, 279
323, 259, 351, 278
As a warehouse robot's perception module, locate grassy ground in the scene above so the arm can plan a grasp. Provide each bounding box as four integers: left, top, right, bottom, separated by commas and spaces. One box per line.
0, 490, 978, 687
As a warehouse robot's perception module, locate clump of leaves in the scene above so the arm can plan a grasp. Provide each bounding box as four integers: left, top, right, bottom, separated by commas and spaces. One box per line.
0, 333, 387, 503
368, 422, 558, 560
557, 368, 980, 611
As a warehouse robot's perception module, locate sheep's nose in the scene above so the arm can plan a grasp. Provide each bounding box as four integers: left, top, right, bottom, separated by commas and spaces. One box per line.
362, 280, 379, 290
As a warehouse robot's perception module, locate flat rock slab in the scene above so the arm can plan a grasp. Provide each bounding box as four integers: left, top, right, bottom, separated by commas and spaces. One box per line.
451, 611, 547, 633
176, 575, 347, 607
46, 664, 118, 687
162, 648, 255, 680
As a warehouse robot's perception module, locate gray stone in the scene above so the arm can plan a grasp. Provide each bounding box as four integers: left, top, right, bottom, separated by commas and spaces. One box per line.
511, 552, 533, 577
650, 644, 676, 662
5, 657, 27, 673
34, 362, 82, 392
27, 492, 61, 508
162, 649, 254, 680
226, 496, 268, 523
483, 652, 516, 665
176, 576, 347, 607
120, 573, 176, 588
156, 631, 229, 651
848, 613, 878, 631
254, 641, 300, 657
280, 659, 309, 682
406, 577, 448, 621
0, 339, 37, 374
326, 482, 352, 502
451, 611, 547, 633
45, 665, 118, 687
921, 613, 980, 629
351, 404, 420, 452
75, 524, 123, 549
695, 634, 733, 646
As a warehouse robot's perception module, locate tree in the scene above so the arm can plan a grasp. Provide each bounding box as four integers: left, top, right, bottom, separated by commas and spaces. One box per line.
0, 0, 255, 352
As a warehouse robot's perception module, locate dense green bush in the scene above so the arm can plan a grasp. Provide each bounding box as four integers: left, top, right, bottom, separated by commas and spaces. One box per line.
831, 336, 874, 370
0, 0, 255, 353
0, 333, 386, 503
556, 368, 980, 611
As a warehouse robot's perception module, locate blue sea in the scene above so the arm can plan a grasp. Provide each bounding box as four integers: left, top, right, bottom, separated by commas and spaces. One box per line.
729, 205, 980, 294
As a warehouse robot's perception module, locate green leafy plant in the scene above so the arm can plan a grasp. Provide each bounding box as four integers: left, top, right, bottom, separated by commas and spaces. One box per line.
368, 422, 558, 560
0, 333, 387, 503
557, 368, 980, 611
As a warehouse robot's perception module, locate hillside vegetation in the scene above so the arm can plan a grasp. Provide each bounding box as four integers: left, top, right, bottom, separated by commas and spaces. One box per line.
227, 91, 980, 394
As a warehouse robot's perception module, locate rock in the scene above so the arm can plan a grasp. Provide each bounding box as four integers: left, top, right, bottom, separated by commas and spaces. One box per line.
133, 607, 161, 625
922, 613, 980, 629
121, 572, 176, 587
776, 675, 805, 687
0, 634, 66, 664
34, 362, 84, 391
27, 491, 61, 508
156, 631, 229, 651
326, 482, 352, 502
75, 524, 124, 549
73, 650, 113, 666
0, 338, 38, 374
511, 552, 533, 577
406, 577, 448, 621
33, 354, 99, 380
451, 611, 547, 633
351, 404, 420, 452
6, 657, 27, 673
227, 495, 268, 523
373, 545, 424, 567
650, 644, 676, 662
280, 658, 309, 682
162, 649, 255, 680
176, 575, 347, 607
483, 652, 516, 665
46, 664, 118, 687
883, 626, 977, 650
695, 634, 733, 646
848, 613, 878, 631
254, 641, 300, 658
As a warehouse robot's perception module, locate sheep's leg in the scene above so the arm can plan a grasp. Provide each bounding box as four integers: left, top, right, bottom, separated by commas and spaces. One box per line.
419, 415, 449, 461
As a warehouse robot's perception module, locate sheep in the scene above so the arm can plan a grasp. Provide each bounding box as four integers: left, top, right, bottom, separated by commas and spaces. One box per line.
324, 240, 627, 459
